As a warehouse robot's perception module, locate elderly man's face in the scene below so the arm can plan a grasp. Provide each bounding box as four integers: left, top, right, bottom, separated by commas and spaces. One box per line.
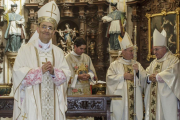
37, 21, 55, 43
122, 47, 134, 60
153, 46, 167, 59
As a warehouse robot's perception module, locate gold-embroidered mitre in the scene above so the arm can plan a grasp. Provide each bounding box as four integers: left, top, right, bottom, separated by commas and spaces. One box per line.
38, 1, 60, 28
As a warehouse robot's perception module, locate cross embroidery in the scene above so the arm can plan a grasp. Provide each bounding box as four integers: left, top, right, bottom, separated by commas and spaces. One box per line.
42, 58, 48, 65
46, 3, 57, 17
22, 113, 27, 120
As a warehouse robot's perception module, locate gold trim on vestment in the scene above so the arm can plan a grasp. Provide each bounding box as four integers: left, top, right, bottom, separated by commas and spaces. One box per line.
32, 86, 38, 115
13, 69, 32, 96
34, 47, 40, 115
34, 47, 40, 112
149, 62, 163, 120
123, 64, 134, 120
52, 48, 55, 120
46, 3, 57, 17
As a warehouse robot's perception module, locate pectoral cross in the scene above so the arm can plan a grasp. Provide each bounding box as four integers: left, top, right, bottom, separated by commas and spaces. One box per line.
46, 3, 57, 17
22, 113, 27, 120
42, 58, 48, 65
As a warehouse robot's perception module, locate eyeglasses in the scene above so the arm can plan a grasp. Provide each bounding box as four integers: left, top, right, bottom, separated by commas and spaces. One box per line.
153, 47, 163, 52
40, 25, 54, 31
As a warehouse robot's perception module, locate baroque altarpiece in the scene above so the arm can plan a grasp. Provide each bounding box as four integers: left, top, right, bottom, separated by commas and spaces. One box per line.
0, 0, 111, 86
0, 0, 179, 119
127, 0, 180, 68
0, 0, 179, 93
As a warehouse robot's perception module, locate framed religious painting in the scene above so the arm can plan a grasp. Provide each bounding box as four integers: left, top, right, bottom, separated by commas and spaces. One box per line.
146, 8, 180, 61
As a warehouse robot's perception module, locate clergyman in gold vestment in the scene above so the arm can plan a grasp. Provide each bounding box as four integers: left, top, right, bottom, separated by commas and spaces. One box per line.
65, 37, 97, 120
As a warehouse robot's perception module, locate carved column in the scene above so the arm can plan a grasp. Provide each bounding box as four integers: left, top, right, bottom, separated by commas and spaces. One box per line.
130, 4, 141, 61
24, 3, 39, 39
28, 9, 38, 38
78, 6, 86, 39
95, 5, 105, 81
97, 5, 104, 64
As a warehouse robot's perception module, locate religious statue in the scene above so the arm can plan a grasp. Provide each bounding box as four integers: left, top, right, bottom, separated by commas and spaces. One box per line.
56, 23, 78, 55
102, 2, 125, 50
72, 27, 78, 41
4, 4, 26, 52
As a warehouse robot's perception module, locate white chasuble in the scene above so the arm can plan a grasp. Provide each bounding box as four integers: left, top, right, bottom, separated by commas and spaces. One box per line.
106, 57, 147, 120
145, 51, 180, 120
13, 39, 71, 120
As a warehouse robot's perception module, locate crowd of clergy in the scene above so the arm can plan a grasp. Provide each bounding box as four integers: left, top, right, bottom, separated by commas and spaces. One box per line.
11, 1, 180, 120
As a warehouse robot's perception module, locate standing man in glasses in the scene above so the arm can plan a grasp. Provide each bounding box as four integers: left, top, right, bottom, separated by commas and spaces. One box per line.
12, 1, 71, 120
145, 29, 180, 120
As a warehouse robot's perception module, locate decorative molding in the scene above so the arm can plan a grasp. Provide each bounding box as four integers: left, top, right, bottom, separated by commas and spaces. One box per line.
68, 100, 104, 110
131, 14, 140, 22
0, 95, 121, 118
127, 0, 179, 68
0, 42, 4, 51
97, 44, 103, 62
79, 28, 85, 36
0, 99, 13, 110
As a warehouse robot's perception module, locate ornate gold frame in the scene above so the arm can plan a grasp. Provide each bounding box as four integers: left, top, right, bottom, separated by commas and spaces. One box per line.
146, 8, 180, 61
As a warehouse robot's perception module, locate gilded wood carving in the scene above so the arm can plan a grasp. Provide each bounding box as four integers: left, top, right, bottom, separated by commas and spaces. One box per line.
146, 8, 180, 61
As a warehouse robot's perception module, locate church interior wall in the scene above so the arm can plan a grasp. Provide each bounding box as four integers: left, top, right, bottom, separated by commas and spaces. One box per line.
0, 0, 179, 119
0, 0, 179, 83
126, 6, 132, 38
127, 0, 180, 69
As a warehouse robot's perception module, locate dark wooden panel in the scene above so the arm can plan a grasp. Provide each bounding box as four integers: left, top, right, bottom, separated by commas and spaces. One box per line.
0, 95, 121, 119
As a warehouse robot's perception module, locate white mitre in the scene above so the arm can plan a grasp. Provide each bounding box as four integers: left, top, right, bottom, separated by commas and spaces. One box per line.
153, 29, 167, 47
119, 32, 133, 50
118, 32, 133, 56
28, 1, 60, 43
38, 1, 60, 28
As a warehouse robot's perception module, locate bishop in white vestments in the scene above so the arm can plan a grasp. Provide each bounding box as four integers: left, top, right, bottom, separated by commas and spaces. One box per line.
106, 32, 147, 120
12, 1, 71, 120
145, 29, 180, 120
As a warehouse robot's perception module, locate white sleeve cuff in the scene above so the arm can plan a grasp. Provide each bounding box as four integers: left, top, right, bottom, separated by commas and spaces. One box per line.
156, 74, 164, 83
71, 74, 78, 88
147, 75, 151, 83
88, 71, 96, 85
